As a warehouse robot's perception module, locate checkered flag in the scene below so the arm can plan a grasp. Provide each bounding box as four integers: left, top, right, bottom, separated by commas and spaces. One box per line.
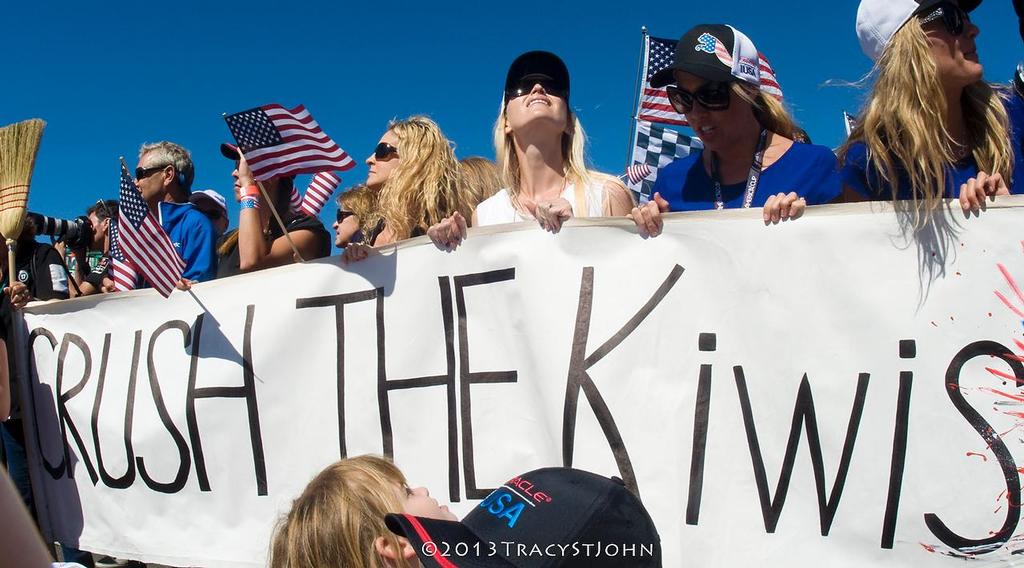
625, 120, 702, 200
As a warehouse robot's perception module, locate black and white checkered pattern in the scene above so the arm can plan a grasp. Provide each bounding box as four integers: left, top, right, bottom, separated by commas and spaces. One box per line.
626, 121, 702, 200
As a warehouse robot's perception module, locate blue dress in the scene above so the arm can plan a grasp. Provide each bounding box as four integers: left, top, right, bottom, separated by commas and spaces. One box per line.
652, 142, 842, 211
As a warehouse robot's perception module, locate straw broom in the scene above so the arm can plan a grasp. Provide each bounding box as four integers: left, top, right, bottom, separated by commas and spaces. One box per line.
0, 119, 45, 289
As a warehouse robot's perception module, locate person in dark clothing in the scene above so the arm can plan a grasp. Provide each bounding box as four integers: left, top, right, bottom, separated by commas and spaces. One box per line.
215, 143, 331, 279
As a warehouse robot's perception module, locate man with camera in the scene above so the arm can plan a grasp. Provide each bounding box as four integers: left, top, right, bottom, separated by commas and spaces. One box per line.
67, 200, 117, 296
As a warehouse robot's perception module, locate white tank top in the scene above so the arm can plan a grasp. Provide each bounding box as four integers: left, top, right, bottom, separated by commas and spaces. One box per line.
474, 182, 606, 227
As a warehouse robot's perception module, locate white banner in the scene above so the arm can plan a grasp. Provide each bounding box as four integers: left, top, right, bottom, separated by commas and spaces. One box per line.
15, 199, 1024, 567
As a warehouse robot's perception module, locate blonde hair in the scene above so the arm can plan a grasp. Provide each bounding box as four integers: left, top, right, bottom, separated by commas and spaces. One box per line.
838, 18, 1013, 226
375, 116, 467, 240
493, 99, 598, 197
338, 184, 382, 236
269, 455, 414, 568
732, 83, 799, 140
458, 157, 502, 210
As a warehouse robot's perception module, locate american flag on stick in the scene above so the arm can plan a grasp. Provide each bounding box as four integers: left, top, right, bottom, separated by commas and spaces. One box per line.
108, 216, 139, 292
300, 171, 342, 217
638, 34, 784, 126
115, 159, 183, 297
223, 104, 356, 181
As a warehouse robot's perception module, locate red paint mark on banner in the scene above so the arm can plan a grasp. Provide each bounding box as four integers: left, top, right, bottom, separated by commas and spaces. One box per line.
967, 451, 989, 461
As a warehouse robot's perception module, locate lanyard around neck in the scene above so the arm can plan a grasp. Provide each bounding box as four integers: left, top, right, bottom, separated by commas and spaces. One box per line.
710, 129, 770, 210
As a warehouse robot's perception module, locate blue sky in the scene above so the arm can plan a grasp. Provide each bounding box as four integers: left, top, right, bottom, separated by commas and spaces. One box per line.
3, 1, 1022, 243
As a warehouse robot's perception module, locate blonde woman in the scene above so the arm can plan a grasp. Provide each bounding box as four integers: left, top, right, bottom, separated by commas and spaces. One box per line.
427, 51, 635, 249
332, 183, 379, 248
840, 0, 1024, 222
269, 455, 455, 568
458, 156, 502, 210
630, 24, 842, 238
343, 116, 468, 262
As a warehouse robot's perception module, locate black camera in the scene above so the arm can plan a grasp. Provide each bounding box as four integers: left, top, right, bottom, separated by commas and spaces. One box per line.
26, 212, 95, 249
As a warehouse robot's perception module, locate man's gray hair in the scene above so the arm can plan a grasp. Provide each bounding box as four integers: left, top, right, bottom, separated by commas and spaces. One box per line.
138, 141, 194, 191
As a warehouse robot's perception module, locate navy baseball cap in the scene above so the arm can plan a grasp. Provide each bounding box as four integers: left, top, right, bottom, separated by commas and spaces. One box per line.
386, 467, 662, 567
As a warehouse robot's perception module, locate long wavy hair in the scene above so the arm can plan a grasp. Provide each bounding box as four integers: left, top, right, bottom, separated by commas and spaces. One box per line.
269, 455, 414, 568
838, 17, 1012, 226
493, 99, 601, 197
732, 83, 799, 140
375, 116, 466, 240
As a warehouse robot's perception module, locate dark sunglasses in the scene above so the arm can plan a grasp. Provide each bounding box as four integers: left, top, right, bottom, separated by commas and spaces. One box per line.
336, 209, 355, 223
505, 78, 568, 101
95, 199, 113, 220
135, 164, 170, 180
918, 3, 968, 36
665, 81, 732, 115
373, 142, 399, 160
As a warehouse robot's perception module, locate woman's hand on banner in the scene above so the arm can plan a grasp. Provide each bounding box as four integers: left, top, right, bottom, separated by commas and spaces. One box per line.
342, 242, 375, 265
427, 211, 468, 251
526, 197, 574, 233
630, 192, 668, 238
763, 192, 806, 225
959, 172, 1007, 216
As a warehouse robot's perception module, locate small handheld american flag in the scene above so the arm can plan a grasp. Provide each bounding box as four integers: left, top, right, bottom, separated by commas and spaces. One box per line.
107, 215, 138, 292
223, 104, 356, 181
116, 159, 184, 297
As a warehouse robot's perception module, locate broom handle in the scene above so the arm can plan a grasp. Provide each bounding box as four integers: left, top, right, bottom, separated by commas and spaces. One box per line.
6, 239, 15, 294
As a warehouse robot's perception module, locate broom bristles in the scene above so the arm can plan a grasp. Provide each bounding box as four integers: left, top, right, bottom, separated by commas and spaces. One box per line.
0, 119, 46, 241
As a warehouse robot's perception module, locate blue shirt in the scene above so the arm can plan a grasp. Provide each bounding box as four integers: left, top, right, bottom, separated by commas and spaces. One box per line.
159, 201, 217, 282
1006, 89, 1024, 195
653, 141, 842, 211
843, 90, 1024, 199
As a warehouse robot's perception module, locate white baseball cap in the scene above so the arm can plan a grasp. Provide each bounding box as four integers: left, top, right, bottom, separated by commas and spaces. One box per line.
856, 0, 982, 61
189, 189, 228, 216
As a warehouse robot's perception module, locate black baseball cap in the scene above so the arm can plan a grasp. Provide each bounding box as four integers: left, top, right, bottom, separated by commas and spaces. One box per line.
220, 142, 241, 160
386, 467, 662, 567
650, 24, 762, 88
504, 51, 570, 102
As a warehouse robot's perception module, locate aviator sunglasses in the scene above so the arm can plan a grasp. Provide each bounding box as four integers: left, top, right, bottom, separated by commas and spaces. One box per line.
665, 81, 732, 115
505, 77, 568, 101
918, 2, 969, 36
373, 142, 399, 160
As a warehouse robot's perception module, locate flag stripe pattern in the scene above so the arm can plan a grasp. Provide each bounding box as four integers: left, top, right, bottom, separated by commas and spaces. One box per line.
224, 104, 356, 181
639, 35, 784, 126
300, 171, 342, 217
625, 120, 703, 197
117, 162, 184, 297
108, 216, 139, 292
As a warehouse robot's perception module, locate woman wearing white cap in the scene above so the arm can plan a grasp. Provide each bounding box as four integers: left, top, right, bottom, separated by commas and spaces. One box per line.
629, 24, 842, 237
426, 50, 635, 249
840, 0, 1024, 222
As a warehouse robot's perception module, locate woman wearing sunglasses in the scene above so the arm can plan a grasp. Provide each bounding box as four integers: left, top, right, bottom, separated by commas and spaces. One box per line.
343, 116, 469, 263
840, 0, 1023, 221
426, 51, 634, 249
630, 24, 842, 237
215, 143, 332, 278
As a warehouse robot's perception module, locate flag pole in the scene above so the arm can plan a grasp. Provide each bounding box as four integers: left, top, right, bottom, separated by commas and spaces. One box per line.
255, 181, 306, 262
623, 26, 649, 172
